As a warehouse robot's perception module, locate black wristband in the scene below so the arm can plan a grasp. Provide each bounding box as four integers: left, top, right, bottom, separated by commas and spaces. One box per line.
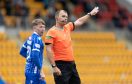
51, 64, 57, 68
87, 13, 92, 16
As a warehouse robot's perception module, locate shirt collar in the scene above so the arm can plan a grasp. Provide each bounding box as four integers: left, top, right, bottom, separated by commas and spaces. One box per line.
33, 32, 39, 36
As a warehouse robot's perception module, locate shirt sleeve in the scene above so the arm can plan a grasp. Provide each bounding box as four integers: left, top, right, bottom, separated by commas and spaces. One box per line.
64, 22, 75, 31
45, 29, 55, 44
31, 37, 42, 69
20, 41, 27, 58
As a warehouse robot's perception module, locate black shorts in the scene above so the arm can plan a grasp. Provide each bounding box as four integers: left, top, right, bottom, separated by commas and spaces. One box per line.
54, 61, 81, 84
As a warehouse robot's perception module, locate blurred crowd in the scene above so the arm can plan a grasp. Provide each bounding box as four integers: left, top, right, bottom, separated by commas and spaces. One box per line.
0, 0, 29, 28
0, 0, 132, 83
0, 0, 132, 31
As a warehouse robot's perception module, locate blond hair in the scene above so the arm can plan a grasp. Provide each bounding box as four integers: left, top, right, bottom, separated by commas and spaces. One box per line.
32, 18, 45, 27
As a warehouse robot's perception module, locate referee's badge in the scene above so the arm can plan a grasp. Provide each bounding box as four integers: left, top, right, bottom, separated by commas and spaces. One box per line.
46, 36, 52, 39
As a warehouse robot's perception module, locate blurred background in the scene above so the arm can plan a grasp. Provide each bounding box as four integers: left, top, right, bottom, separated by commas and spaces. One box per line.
0, 0, 132, 84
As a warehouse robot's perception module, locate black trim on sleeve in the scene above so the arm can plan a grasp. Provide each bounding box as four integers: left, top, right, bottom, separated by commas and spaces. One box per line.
72, 22, 75, 31
45, 43, 52, 45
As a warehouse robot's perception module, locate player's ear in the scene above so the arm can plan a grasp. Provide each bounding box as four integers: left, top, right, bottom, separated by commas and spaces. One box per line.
33, 26, 36, 30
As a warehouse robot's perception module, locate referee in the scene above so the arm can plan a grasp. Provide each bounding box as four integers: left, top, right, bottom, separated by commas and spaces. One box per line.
45, 7, 99, 84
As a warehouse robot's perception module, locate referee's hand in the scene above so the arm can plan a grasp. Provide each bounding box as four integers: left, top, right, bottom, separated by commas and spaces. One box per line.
53, 67, 62, 76
90, 7, 99, 16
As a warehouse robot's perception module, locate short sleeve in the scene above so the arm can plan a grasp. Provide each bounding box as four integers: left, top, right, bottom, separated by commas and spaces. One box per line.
45, 29, 55, 44
19, 40, 27, 58
64, 22, 75, 31
23, 40, 27, 49
32, 37, 41, 52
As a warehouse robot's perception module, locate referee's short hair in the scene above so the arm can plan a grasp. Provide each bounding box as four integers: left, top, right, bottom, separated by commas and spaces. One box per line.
55, 10, 67, 18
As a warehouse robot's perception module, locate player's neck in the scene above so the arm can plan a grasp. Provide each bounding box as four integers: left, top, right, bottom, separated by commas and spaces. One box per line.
55, 23, 64, 30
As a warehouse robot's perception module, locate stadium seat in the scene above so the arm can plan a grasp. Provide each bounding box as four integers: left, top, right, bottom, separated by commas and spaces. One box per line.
0, 32, 6, 41
1, 31, 132, 84
71, 32, 132, 84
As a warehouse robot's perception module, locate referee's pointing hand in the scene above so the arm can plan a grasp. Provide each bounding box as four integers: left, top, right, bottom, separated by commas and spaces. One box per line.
89, 7, 99, 15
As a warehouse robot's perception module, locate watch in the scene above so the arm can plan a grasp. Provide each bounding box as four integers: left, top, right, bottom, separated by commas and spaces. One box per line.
51, 64, 57, 68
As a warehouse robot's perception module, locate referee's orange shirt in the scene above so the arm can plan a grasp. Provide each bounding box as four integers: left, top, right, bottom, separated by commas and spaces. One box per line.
45, 22, 75, 61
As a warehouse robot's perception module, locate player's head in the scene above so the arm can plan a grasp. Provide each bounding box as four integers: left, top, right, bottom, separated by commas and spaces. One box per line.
32, 18, 45, 36
55, 10, 68, 25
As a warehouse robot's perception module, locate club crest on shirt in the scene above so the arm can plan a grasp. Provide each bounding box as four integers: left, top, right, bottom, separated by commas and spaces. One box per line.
35, 44, 40, 48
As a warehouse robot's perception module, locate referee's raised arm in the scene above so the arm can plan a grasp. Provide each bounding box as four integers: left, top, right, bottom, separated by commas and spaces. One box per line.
74, 7, 99, 28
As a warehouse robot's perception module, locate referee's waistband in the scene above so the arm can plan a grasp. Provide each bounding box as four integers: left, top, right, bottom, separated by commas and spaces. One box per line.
55, 60, 75, 64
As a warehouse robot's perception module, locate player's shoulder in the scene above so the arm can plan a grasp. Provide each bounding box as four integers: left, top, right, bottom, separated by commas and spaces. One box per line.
24, 36, 32, 45
64, 22, 75, 31
47, 26, 57, 34
28, 36, 32, 41
64, 22, 73, 27
49, 26, 57, 31
32, 34, 42, 41
35, 36, 42, 41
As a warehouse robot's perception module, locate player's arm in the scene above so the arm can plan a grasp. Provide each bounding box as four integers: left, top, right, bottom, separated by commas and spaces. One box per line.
74, 7, 99, 28
46, 44, 55, 66
20, 41, 27, 58
31, 38, 42, 70
45, 30, 61, 75
46, 43, 62, 76
45, 33, 56, 66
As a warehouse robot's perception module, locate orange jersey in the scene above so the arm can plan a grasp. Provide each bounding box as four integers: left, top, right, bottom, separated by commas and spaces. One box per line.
45, 22, 75, 61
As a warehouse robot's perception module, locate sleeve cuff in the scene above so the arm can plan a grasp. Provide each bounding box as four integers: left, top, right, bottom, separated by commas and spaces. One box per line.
72, 22, 75, 31
45, 43, 52, 45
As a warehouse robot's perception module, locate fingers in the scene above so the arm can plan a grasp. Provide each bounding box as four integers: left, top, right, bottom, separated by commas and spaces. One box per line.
53, 67, 62, 76
58, 70, 62, 76
94, 6, 99, 10
94, 6, 99, 12
90, 6, 99, 15
40, 77, 45, 80
95, 6, 99, 10
54, 71, 61, 76
54, 70, 62, 76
